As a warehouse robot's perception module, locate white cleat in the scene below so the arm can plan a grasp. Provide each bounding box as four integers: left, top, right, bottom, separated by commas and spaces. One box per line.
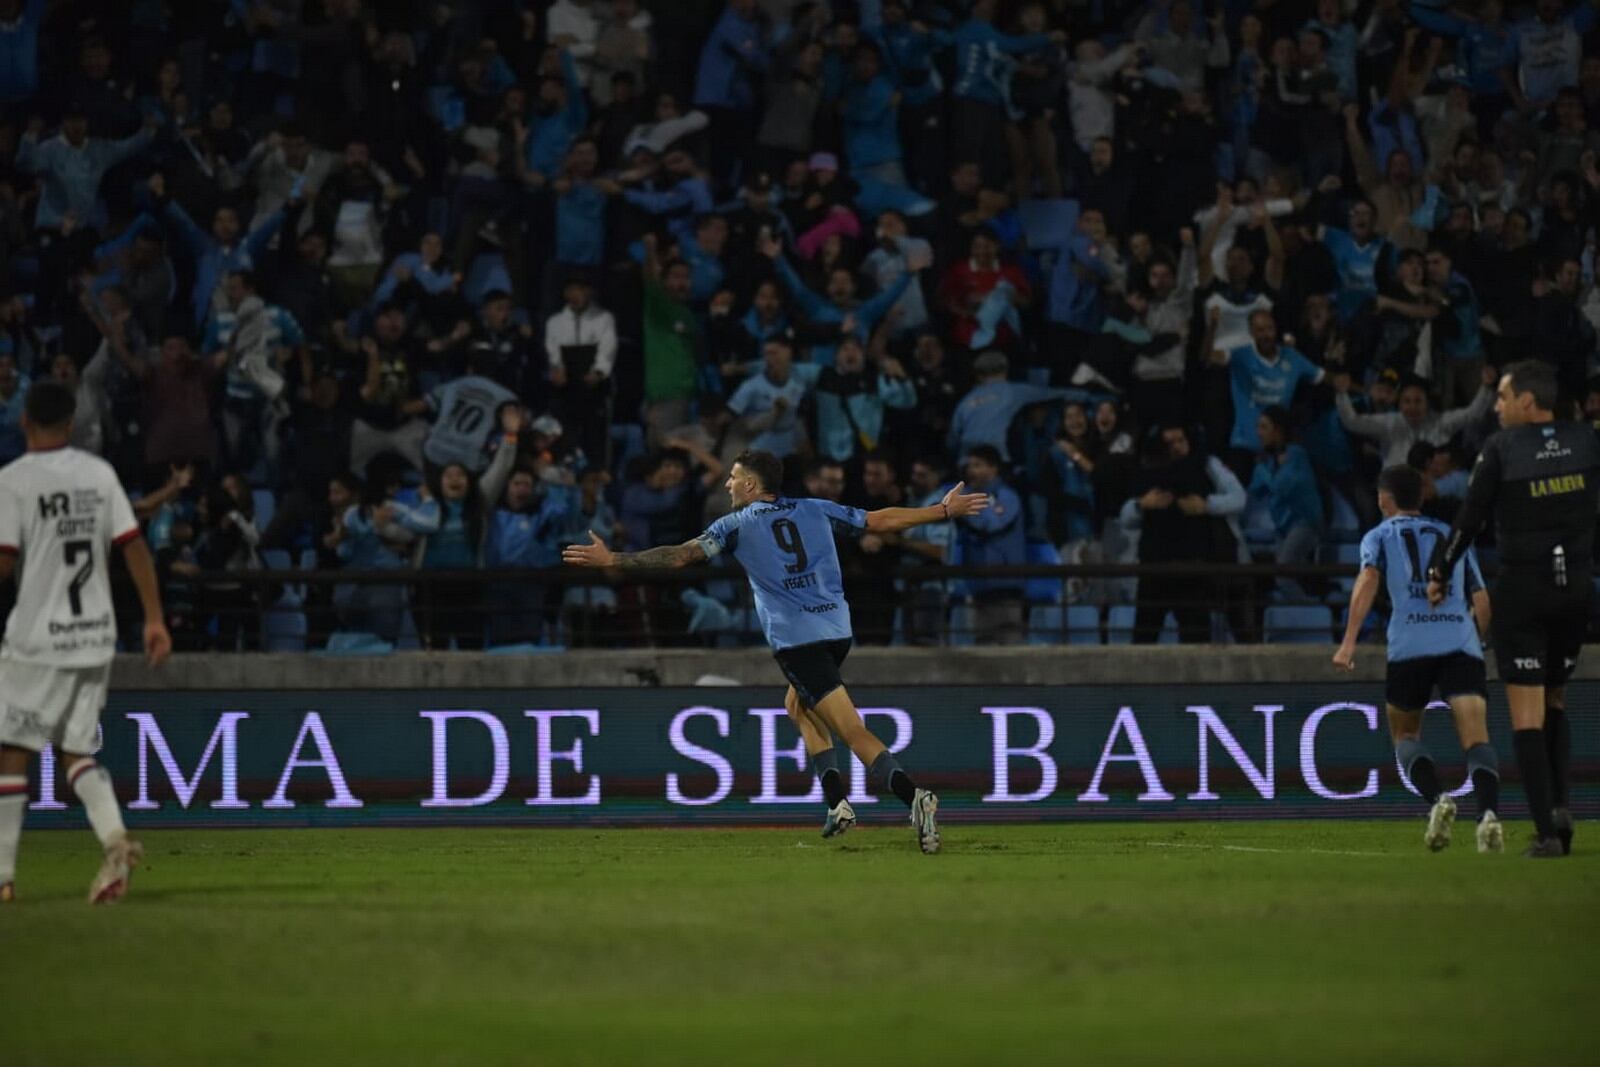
1424, 796, 1457, 852
1476, 811, 1504, 854
821, 799, 857, 839
88, 836, 143, 905
910, 789, 941, 854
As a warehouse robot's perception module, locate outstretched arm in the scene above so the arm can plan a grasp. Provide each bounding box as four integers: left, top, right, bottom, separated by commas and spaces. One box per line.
562, 532, 709, 569
865, 481, 990, 534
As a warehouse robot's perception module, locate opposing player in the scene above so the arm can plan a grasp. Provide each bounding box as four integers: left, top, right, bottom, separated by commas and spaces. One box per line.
1333, 466, 1503, 853
0, 382, 172, 904
1426, 361, 1598, 858
564, 449, 989, 852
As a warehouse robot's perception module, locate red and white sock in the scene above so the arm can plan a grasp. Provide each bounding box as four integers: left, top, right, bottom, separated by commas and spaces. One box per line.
0, 774, 26, 885
68, 761, 126, 850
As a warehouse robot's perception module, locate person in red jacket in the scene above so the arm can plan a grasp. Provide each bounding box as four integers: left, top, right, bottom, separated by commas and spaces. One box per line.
936, 228, 1032, 350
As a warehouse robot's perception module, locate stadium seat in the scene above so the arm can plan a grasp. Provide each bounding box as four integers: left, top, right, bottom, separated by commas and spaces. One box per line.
320, 632, 393, 655
1024, 541, 1062, 604
396, 611, 422, 651
263, 604, 307, 652
1328, 489, 1361, 539
948, 600, 976, 646
1027, 603, 1062, 644
252, 490, 276, 534
1106, 604, 1136, 645
1332, 542, 1361, 565
1066, 604, 1100, 645
486, 643, 567, 655
1158, 613, 1181, 645
1263, 604, 1333, 644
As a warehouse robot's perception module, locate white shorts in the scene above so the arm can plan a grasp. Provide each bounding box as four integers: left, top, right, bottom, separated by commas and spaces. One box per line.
0, 659, 111, 755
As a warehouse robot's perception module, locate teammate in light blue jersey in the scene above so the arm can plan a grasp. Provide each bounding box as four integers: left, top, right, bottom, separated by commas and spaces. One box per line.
565, 449, 990, 853
1334, 466, 1503, 854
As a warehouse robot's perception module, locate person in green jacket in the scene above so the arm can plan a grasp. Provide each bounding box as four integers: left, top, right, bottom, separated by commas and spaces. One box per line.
641, 232, 700, 444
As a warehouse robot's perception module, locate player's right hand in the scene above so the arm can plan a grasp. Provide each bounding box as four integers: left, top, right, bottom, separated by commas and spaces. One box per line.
941, 481, 991, 520
144, 621, 173, 668
562, 531, 616, 568
1331, 645, 1355, 672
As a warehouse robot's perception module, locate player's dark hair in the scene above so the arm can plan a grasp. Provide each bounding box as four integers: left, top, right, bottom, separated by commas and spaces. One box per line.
733, 449, 784, 492
1378, 465, 1424, 510
1504, 359, 1558, 411
23, 380, 76, 430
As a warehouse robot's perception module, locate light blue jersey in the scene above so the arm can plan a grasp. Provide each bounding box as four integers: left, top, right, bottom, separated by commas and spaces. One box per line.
1359, 514, 1484, 663
423, 375, 517, 471
696, 497, 868, 650
1226, 344, 1321, 451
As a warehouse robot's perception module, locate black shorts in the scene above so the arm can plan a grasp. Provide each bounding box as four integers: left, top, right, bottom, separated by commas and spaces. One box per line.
1490, 570, 1591, 688
1385, 652, 1488, 711
773, 639, 852, 708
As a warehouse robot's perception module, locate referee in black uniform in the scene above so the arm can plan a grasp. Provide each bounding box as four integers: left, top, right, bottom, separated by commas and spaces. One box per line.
1427, 361, 1599, 858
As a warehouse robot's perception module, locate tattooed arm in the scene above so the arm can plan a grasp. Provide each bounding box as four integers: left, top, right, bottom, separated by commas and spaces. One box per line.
562, 533, 709, 569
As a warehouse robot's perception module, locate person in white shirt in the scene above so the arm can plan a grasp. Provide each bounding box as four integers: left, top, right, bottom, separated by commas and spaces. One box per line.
0, 381, 171, 906
547, 0, 602, 87
544, 272, 618, 467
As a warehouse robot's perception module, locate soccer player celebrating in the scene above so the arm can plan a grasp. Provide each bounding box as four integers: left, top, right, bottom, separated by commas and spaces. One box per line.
1333, 466, 1503, 853
1425, 361, 1600, 858
0, 381, 172, 904
565, 449, 990, 852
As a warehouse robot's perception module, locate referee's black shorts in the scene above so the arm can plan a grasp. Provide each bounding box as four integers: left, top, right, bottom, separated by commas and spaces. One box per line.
1491, 569, 1592, 688
1385, 652, 1487, 711
773, 638, 852, 708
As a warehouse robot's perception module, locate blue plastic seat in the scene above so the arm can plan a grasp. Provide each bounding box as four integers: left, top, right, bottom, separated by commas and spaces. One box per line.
1264, 604, 1334, 644
1066, 604, 1100, 645
1106, 604, 1136, 645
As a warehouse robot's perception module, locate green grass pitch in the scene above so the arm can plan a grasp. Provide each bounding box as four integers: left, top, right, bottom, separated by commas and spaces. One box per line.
3, 821, 1598, 1065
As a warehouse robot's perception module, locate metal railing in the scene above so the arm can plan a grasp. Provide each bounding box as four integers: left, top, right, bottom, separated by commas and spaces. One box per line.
46, 560, 1513, 652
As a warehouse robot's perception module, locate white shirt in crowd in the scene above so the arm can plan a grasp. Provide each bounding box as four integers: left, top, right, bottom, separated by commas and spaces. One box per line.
0, 447, 140, 667
544, 303, 618, 379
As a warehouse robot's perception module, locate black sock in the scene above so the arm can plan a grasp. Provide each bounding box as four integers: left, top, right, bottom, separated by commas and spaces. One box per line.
887, 769, 917, 806
1513, 729, 1557, 838
811, 751, 847, 808
1471, 768, 1500, 820
1545, 705, 1572, 809
868, 750, 919, 808
1409, 757, 1442, 805
818, 768, 846, 808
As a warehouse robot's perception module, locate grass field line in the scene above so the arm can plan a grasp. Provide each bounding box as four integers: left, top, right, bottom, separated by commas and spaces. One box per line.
1147, 840, 1395, 858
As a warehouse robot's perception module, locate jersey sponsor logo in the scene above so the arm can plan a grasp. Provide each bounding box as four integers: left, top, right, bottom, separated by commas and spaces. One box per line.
1405, 612, 1465, 625
37, 492, 69, 519
1528, 473, 1585, 497
801, 601, 839, 615
1536, 436, 1573, 460
1514, 657, 1543, 671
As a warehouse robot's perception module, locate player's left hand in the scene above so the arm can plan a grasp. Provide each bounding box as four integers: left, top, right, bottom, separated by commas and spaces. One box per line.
941, 481, 991, 520
143, 620, 172, 668
562, 531, 616, 568
1331, 644, 1355, 672
1426, 580, 1445, 606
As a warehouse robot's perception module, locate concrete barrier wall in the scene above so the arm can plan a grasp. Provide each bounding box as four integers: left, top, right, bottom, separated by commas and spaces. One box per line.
110, 644, 1600, 691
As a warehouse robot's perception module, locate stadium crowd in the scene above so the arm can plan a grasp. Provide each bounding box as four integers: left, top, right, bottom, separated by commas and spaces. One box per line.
0, 0, 1598, 650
